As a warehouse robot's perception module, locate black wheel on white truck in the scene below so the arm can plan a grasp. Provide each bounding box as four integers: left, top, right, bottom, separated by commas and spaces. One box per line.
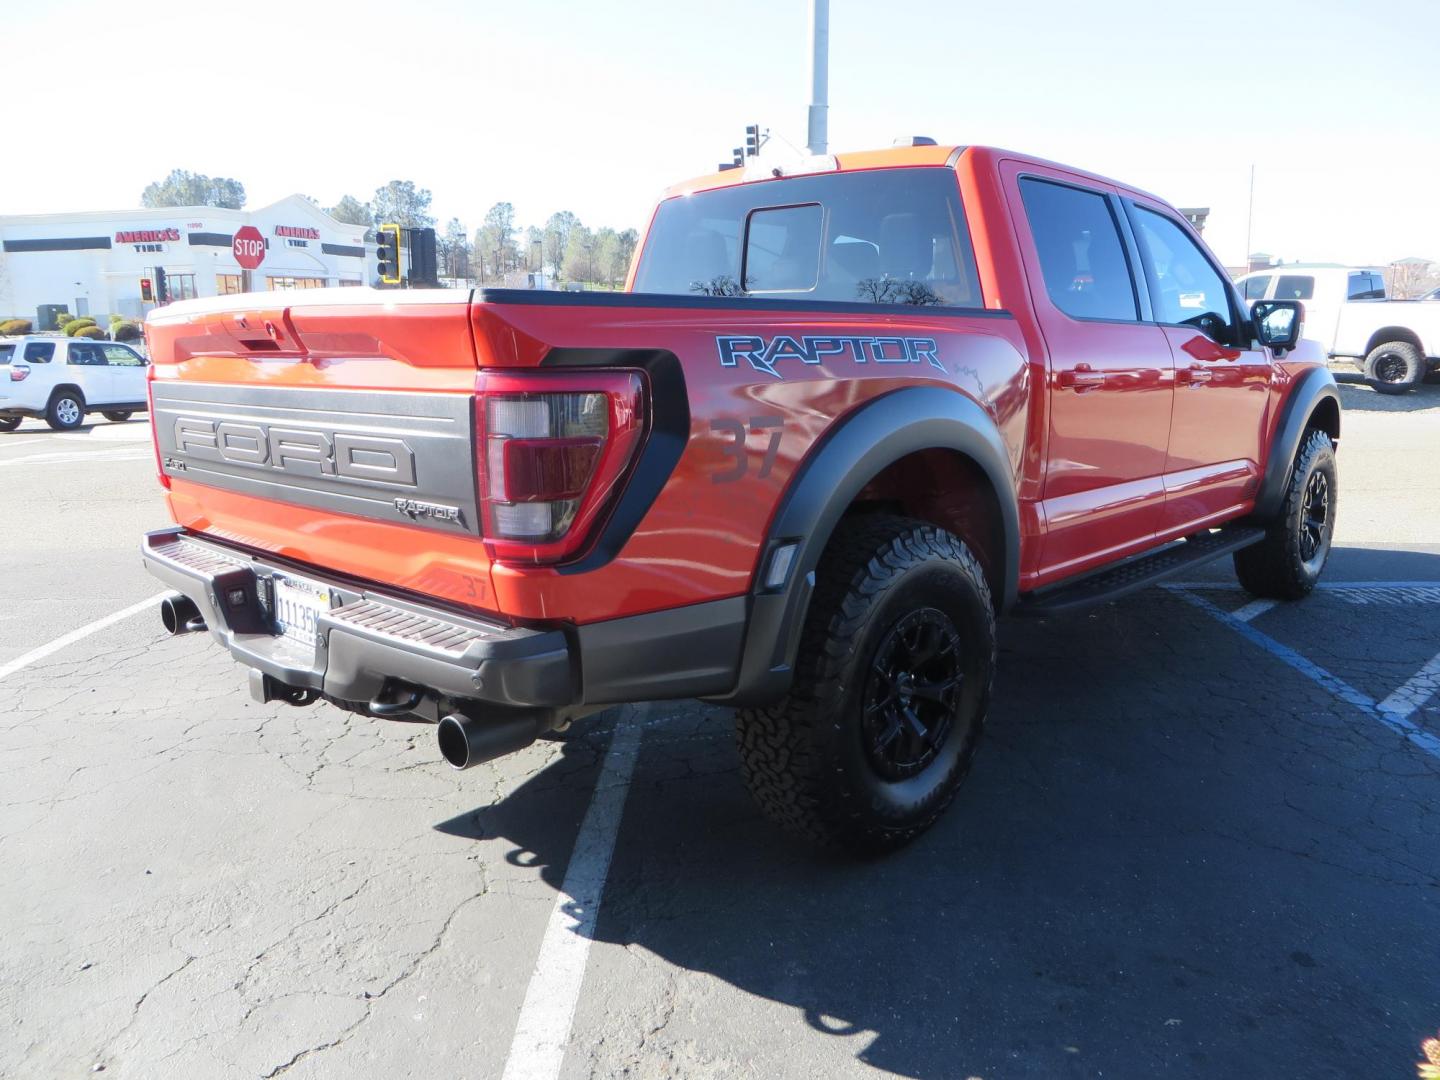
0, 416, 19, 432
1363, 340, 1423, 395
102, 410, 134, 422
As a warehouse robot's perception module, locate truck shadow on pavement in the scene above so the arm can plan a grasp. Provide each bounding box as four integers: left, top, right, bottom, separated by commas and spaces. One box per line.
438, 546, 1440, 1079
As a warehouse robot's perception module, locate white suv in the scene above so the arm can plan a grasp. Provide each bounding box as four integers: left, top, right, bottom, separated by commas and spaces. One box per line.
0, 336, 150, 431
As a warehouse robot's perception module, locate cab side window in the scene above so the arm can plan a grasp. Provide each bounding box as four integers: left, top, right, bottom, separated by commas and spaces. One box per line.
23, 342, 55, 363
1242, 275, 1271, 300
1020, 178, 1138, 322
1132, 208, 1239, 344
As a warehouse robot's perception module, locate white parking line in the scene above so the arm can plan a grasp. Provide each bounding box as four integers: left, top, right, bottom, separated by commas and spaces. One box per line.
2, 448, 152, 466
1230, 598, 1278, 623
501, 716, 644, 1080
0, 593, 166, 684
1379, 650, 1440, 722
1169, 587, 1440, 760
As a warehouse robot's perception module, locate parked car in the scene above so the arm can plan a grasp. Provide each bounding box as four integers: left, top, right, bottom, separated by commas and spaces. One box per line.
1236, 265, 1440, 393
0, 336, 150, 431
141, 143, 1337, 853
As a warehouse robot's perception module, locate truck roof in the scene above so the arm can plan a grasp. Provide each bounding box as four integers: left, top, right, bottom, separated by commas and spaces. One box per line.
663, 143, 1170, 207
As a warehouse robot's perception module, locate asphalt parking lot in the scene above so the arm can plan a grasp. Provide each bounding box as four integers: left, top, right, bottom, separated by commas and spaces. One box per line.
2, 381, 1438, 1080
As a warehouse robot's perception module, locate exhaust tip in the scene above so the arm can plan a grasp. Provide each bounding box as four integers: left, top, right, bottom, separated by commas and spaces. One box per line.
160, 593, 204, 635
437, 714, 473, 769
437, 710, 547, 770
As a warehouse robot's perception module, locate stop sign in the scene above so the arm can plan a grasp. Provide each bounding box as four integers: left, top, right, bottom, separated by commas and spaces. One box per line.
232, 225, 266, 270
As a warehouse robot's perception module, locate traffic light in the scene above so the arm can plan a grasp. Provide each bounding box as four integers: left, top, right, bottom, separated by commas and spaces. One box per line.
154, 267, 169, 304
376, 223, 402, 285
409, 227, 438, 287
140, 277, 153, 303
745, 124, 761, 157
732, 147, 744, 166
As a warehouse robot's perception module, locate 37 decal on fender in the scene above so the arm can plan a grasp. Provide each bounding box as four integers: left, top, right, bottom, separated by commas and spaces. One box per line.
716, 334, 943, 379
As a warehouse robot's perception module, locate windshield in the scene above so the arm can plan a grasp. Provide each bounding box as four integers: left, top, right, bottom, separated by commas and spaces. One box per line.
633, 167, 982, 309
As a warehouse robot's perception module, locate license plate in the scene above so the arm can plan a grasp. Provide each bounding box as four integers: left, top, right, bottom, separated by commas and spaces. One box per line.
272, 574, 332, 650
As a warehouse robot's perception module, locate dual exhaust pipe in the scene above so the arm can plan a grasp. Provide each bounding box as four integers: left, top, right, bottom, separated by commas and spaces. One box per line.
161, 590, 546, 770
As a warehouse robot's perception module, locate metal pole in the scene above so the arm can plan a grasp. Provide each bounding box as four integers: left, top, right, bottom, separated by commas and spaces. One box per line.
807, 0, 829, 155
1244, 164, 1255, 270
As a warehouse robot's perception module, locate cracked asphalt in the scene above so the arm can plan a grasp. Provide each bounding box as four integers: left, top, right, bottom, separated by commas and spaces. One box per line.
2, 381, 1438, 1080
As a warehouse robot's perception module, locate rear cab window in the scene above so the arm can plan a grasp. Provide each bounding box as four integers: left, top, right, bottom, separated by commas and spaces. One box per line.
0, 343, 13, 365
633, 168, 983, 309
1347, 272, 1385, 300
23, 342, 55, 363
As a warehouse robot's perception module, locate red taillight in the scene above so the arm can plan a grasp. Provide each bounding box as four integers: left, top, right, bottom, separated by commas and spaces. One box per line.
476, 369, 646, 564
9, 367, 28, 382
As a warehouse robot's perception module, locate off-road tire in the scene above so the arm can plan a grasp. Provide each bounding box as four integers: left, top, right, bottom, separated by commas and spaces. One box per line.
735, 516, 995, 854
1234, 428, 1337, 600
0, 417, 19, 432
1364, 340, 1422, 395
45, 390, 85, 431
102, 410, 133, 422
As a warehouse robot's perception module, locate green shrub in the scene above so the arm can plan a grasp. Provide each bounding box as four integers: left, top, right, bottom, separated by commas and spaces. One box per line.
0, 319, 33, 335
72, 325, 106, 339
108, 313, 124, 326
112, 321, 142, 342
61, 318, 97, 336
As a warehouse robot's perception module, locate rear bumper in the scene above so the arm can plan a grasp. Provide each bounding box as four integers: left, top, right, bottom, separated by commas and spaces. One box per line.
141, 528, 574, 713
141, 527, 751, 717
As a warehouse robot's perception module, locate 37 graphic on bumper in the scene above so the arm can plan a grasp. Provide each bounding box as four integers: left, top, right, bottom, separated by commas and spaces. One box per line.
716, 334, 943, 378
152, 381, 479, 534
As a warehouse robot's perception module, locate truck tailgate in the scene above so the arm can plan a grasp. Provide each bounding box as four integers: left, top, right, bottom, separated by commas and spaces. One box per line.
145, 290, 502, 613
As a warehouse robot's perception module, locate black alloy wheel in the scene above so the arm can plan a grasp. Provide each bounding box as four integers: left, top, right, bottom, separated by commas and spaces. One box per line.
863, 609, 964, 781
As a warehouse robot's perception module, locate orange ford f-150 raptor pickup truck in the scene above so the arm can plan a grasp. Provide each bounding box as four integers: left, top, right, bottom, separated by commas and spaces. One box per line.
141, 143, 1338, 852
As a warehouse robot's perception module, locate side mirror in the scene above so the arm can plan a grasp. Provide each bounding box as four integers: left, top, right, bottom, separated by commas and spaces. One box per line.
1252, 299, 1303, 354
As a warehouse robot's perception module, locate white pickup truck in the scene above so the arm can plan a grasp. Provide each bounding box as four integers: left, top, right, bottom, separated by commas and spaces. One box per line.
1236, 266, 1440, 394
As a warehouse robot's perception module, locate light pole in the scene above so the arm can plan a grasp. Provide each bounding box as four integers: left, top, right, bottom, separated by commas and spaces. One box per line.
807, 0, 829, 156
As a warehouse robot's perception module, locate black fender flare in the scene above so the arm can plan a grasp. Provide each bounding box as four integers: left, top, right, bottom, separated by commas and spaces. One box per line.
716, 386, 1020, 706
1253, 366, 1341, 520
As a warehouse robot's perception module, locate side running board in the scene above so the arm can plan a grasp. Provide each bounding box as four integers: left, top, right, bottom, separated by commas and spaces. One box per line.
1013, 525, 1266, 618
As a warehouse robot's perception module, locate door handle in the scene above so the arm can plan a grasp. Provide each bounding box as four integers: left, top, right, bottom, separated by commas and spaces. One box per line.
1058, 364, 1106, 391
1181, 365, 1213, 385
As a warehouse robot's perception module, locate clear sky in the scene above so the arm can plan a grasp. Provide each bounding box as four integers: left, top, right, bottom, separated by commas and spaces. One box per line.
8, 0, 1438, 267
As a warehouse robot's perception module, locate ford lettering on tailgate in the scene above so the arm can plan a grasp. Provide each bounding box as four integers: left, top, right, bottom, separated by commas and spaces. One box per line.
152, 382, 478, 534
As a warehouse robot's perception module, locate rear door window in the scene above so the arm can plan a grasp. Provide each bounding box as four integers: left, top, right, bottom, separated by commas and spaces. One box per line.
0, 344, 13, 365
24, 342, 55, 363
1019, 178, 1139, 322
1274, 275, 1314, 300
68, 343, 106, 366
634, 167, 982, 308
